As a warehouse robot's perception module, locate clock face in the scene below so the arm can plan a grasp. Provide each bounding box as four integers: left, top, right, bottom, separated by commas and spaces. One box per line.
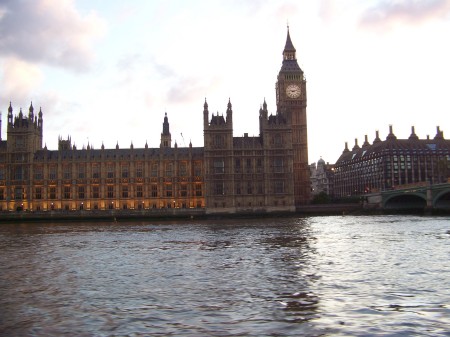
286, 84, 301, 98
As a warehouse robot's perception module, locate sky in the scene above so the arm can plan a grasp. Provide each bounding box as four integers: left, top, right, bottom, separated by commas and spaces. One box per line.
1, 0, 450, 164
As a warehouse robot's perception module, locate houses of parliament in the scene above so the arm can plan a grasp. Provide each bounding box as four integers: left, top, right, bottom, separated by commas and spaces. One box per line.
0, 30, 310, 215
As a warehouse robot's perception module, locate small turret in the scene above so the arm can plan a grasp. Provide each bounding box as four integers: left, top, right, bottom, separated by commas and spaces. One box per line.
352, 138, 360, 151
203, 98, 209, 130
160, 112, 171, 148
434, 126, 444, 140
343, 142, 349, 153
29, 102, 34, 120
362, 135, 370, 147
8, 102, 13, 124
373, 130, 381, 144
386, 125, 397, 141
409, 126, 419, 140
226, 98, 233, 124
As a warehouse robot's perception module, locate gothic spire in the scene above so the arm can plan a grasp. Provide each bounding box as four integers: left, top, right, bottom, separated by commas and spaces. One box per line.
162, 112, 170, 135
283, 26, 296, 56
280, 26, 302, 73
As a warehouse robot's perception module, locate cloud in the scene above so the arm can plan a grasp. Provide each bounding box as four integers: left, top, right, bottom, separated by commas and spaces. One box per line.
166, 76, 222, 105
0, 58, 43, 104
0, 0, 106, 72
360, 0, 450, 29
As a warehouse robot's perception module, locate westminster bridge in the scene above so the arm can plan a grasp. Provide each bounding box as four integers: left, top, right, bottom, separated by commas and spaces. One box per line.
365, 182, 450, 211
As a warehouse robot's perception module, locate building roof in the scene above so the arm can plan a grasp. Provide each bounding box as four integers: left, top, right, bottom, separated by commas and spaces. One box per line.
336, 128, 450, 165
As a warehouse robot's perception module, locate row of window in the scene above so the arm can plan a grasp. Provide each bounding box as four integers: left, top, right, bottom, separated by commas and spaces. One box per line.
213, 158, 284, 174
0, 184, 203, 200
212, 181, 285, 195
0, 162, 203, 181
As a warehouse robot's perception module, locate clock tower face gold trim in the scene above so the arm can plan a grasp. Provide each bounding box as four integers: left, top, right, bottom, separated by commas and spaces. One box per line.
286, 84, 301, 99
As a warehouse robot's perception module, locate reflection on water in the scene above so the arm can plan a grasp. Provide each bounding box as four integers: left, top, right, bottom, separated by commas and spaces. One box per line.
0, 216, 449, 336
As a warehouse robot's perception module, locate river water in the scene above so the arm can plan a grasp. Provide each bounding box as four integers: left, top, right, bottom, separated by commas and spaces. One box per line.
0, 215, 449, 336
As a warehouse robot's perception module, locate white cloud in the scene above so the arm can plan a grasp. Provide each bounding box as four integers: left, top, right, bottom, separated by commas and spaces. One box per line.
0, 0, 106, 72
0, 58, 43, 103
360, 0, 450, 29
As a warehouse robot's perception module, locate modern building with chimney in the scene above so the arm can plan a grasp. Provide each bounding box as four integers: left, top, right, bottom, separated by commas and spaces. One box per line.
333, 125, 450, 197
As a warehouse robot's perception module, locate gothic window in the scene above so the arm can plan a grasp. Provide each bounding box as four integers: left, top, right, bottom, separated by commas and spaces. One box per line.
215, 135, 224, 148
213, 159, 224, 174
14, 187, 23, 200
49, 187, 56, 199
63, 165, 71, 179
214, 182, 224, 195
274, 134, 282, 147
15, 136, 25, 150
122, 186, 128, 198
151, 184, 158, 197
235, 159, 241, 173
78, 164, 86, 179
49, 166, 57, 180
195, 184, 202, 196
165, 183, 172, 197
92, 186, 99, 198
246, 159, 252, 173
64, 186, 71, 199
92, 164, 100, 178
35, 187, 42, 199
194, 162, 202, 176
274, 181, 284, 194
107, 163, 114, 178
180, 184, 187, 197
34, 166, 43, 180
0, 188, 3, 200
256, 158, 263, 173
121, 164, 129, 178
151, 163, 158, 177
257, 182, 263, 194
107, 186, 114, 198
136, 162, 143, 178
78, 186, 85, 199
0, 166, 4, 180
136, 185, 143, 198
179, 162, 187, 177
274, 158, 283, 173
236, 183, 241, 195
14, 166, 23, 180
247, 181, 252, 194
165, 163, 173, 177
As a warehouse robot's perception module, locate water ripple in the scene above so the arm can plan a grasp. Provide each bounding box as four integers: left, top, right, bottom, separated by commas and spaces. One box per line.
0, 215, 449, 336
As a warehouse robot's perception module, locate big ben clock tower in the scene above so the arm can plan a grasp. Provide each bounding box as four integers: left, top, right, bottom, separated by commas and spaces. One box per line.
276, 27, 310, 205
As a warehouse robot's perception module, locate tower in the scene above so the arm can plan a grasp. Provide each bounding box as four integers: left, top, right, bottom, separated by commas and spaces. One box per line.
5, 102, 44, 210
203, 98, 234, 211
276, 27, 310, 205
160, 112, 172, 148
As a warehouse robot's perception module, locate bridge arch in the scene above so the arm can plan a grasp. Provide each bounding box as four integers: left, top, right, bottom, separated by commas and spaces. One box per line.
383, 193, 427, 209
433, 188, 450, 209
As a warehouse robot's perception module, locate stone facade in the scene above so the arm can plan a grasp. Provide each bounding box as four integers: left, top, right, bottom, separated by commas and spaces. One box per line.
0, 30, 310, 214
310, 158, 334, 196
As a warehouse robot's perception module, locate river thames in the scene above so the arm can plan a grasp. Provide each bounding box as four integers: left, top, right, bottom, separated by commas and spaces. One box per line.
0, 215, 449, 336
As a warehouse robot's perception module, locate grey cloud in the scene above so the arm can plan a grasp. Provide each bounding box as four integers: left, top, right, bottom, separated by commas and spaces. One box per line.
360, 0, 450, 28
0, 0, 105, 72
166, 76, 221, 105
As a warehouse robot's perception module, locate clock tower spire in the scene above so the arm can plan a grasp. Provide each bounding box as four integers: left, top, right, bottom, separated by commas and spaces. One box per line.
276, 27, 310, 205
